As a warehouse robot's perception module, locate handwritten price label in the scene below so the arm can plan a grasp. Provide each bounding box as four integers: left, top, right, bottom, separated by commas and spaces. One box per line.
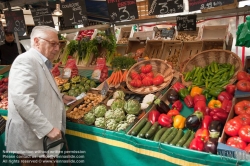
148, 0, 183, 16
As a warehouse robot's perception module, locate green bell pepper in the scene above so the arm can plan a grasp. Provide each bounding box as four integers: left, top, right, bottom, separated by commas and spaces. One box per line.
179, 88, 189, 100
208, 87, 224, 97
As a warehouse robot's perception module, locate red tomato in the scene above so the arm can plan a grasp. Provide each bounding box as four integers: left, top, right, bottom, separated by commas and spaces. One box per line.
234, 100, 250, 115
130, 79, 142, 88
237, 71, 250, 81
244, 144, 250, 153
146, 72, 154, 78
130, 72, 141, 80
238, 125, 250, 143
234, 114, 250, 126
141, 64, 152, 74
226, 84, 236, 95
140, 73, 147, 80
153, 75, 164, 86
226, 136, 247, 150
236, 80, 250, 92
224, 118, 242, 136
142, 77, 153, 86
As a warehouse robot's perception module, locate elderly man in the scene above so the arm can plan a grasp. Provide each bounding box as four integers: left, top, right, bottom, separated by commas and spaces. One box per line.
5, 26, 75, 166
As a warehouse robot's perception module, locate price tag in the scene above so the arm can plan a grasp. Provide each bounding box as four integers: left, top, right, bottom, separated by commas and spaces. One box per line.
188, 0, 235, 12
62, 68, 71, 79
66, 93, 86, 106
30, 7, 54, 27
4, 10, 26, 36
101, 81, 109, 96
176, 15, 197, 31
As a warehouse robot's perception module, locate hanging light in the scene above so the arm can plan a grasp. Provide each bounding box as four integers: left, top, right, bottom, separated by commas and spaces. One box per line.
0, 14, 6, 24
53, 4, 62, 16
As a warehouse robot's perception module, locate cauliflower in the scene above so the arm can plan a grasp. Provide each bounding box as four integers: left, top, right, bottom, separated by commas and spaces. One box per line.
105, 119, 118, 131
113, 108, 125, 122
111, 99, 125, 110
115, 121, 129, 131
124, 99, 141, 115
83, 112, 96, 125
126, 114, 136, 124
93, 104, 107, 117
104, 109, 115, 120
140, 103, 149, 110
94, 117, 105, 128
142, 94, 156, 105
113, 90, 125, 99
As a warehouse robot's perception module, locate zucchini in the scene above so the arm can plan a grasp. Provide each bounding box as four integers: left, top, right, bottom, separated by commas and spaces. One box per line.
176, 130, 191, 147
170, 129, 183, 146
153, 127, 168, 142
130, 118, 147, 136
145, 122, 159, 139
164, 128, 178, 144
159, 127, 173, 143
137, 121, 152, 138
183, 132, 195, 148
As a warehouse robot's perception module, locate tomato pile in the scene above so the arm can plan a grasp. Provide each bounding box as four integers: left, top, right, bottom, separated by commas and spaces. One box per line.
75, 30, 95, 41
236, 71, 250, 92
129, 64, 164, 88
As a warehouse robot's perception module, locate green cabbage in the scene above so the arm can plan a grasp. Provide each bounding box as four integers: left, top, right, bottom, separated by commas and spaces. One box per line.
124, 99, 141, 115
93, 104, 107, 118
113, 90, 125, 99
83, 112, 96, 125
113, 108, 125, 122
104, 109, 115, 120
111, 99, 125, 110
105, 119, 118, 131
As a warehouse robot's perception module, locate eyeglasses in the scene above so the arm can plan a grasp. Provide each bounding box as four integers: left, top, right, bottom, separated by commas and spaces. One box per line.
38, 37, 60, 47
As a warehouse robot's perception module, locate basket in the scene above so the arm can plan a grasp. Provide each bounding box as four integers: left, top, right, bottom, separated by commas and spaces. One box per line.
181, 49, 243, 87
126, 59, 174, 94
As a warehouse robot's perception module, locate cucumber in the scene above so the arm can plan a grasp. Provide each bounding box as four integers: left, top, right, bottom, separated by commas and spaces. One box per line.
159, 128, 173, 143
145, 122, 159, 139
137, 121, 152, 138
164, 128, 178, 144
153, 127, 168, 142
170, 129, 183, 146
183, 132, 195, 148
130, 118, 147, 136
176, 130, 191, 147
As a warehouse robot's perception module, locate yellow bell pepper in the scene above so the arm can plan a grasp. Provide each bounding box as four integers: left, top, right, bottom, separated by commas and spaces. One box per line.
190, 86, 203, 97
173, 115, 186, 129
208, 99, 222, 109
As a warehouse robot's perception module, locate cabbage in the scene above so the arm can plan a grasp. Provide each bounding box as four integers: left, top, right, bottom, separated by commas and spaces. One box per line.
105, 119, 118, 131
111, 99, 125, 110
94, 117, 105, 128
113, 108, 125, 122
124, 99, 141, 115
93, 104, 107, 117
104, 109, 115, 120
83, 112, 96, 125
113, 90, 125, 99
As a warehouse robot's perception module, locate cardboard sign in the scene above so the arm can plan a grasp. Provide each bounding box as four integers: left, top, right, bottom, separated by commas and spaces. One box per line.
148, 0, 184, 16
106, 0, 139, 22
160, 28, 175, 38
188, 0, 235, 12
176, 15, 197, 31
0, 22, 5, 43
4, 10, 26, 36
30, 7, 54, 27
60, 0, 88, 27
101, 81, 109, 96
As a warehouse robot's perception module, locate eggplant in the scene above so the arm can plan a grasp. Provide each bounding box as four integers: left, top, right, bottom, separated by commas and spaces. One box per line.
154, 98, 170, 114
203, 137, 218, 154
185, 111, 203, 130
208, 120, 223, 138
166, 89, 179, 104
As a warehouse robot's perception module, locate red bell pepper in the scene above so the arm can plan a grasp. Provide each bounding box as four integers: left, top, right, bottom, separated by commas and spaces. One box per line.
167, 109, 180, 117
158, 114, 173, 127
221, 99, 232, 113
194, 100, 206, 114
226, 84, 236, 95
148, 110, 161, 124
201, 115, 212, 130
184, 95, 194, 108
189, 137, 204, 151
195, 128, 209, 142
171, 100, 183, 111
193, 94, 206, 104
217, 91, 233, 102
209, 108, 228, 122
172, 82, 185, 92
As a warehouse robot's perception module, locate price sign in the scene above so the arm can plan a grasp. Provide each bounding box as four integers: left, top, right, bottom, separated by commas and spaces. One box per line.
160, 28, 175, 38
4, 10, 26, 36
188, 0, 235, 12
31, 7, 54, 27
176, 15, 196, 31
0, 22, 4, 43
101, 81, 109, 96
106, 0, 139, 22
148, 0, 184, 16
60, 0, 88, 27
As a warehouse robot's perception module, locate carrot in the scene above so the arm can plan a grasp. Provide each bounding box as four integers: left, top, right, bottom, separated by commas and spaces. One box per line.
119, 70, 123, 83
122, 70, 128, 81
111, 71, 117, 85
113, 71, 119, 86
107, 72, 115, 84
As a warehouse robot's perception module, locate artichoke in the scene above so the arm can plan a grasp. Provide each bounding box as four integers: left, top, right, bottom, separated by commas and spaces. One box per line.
93, 104, 107, 118
105, 119, 118, 131
115, 121, 129, 131
124, 99, 141, 115
104, 109, 115, 120
126, 114, 136, 124
94, 117, 105, 128
83, 112, 96, 125
113, 108, 125, 122
113, 90, 125, 99
111, 99, 125, 110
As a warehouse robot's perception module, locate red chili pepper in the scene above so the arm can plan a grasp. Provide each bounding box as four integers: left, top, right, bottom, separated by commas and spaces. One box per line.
172, 82, 185, 92
171, 100, 183, 111
167, 109, 180, 117
194, 100, 206, 114
221, 99, 232, 113
217, 91, 233, 102
195, 128, 209, 142
148, 110, 161, 124
193, 94, 206, 104
184, 95, 194, 108
158, 114, 173, 127
201, 115, 212, 130
189, 137, 204, 151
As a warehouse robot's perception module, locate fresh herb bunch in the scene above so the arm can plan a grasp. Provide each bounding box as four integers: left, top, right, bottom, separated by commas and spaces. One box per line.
62, 40, 78, 64
111, 56, 136, 70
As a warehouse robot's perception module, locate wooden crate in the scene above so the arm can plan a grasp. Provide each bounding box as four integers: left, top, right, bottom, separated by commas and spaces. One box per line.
130, 31, 155, 41
136, 1, 156, 20
201, 0, 238, 13
175, 27, 201, 41
179, 41, 203, 72
226, 33, 234, 51
116, 44, 128, 56
202, 39, 226, 51
160, 40, 183, 71
126, 40, 146, 54
202, 25, 228, 40
116, 26, 133, 44
143, 40, 163, 59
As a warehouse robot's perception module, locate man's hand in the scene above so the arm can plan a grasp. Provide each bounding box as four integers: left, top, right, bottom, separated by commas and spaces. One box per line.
62, 95, 76, 104
46, 128, 61, 141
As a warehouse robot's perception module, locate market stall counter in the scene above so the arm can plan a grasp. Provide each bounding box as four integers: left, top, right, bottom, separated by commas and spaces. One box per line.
0, 109, 249, 166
